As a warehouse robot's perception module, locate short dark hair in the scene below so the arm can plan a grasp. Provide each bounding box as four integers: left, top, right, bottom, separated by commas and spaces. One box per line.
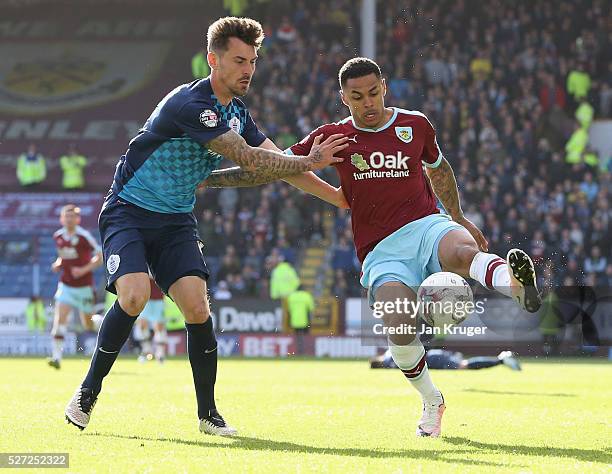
338, 57, 382, 87
207, 16, 264, 53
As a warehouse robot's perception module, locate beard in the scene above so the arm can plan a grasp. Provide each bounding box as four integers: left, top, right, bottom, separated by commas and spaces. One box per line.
229, 82, 250, 97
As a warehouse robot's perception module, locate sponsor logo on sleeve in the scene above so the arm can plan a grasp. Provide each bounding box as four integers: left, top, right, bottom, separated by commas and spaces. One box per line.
199, 109, 218, 127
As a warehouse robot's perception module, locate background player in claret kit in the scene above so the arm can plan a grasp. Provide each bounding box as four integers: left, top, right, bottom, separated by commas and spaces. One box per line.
206, 57, 542, 438
64, 16, 348, 436
133, 275, 168, 364
48, 204, 103, 369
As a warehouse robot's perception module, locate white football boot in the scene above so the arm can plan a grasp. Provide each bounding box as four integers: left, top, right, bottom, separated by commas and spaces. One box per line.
65, 385, 98, 430
199, 409, 238, 436
498, 350, 522, 371
416, 392, 446, 437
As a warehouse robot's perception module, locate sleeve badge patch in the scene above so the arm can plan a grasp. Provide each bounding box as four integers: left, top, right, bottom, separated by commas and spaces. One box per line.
200, 109, 218, 127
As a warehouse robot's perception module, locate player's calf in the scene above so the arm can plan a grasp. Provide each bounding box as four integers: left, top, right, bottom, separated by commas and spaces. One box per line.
438, 230, 541, 312
153, 327, 167, 363
48, 323, 67, 368
465, 249, 541, 312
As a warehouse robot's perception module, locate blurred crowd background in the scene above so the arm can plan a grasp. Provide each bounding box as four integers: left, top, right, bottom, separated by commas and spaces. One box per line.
1, 0, 610, 302
202, 0, 611, 297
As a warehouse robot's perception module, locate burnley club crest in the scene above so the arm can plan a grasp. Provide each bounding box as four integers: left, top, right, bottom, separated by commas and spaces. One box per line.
395, 126, 413, 143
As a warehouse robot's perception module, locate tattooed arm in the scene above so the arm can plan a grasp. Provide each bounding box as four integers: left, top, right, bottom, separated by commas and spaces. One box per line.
205, 166, 283, 187
426, 158, 489, 251
204, 137, 349, 208
425, 158, 463, 220
205, 165, 349, 208
206, 130, 347, 175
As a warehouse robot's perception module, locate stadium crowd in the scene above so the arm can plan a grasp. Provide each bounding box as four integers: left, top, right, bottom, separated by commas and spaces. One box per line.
10, 0, 611, 298
198, 0, 610, 296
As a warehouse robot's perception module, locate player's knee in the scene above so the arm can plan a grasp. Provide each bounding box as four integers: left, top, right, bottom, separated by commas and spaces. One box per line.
51, 324, 67, 338
115, 273, 150, 316
118, 290, 149, 316
454, 244, 479, 270
182, 300, 211, 324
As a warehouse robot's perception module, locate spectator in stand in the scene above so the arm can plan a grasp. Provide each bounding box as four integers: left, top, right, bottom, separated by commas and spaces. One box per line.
287, 284, 314, 354
332, 269, 349, 298
17, 143, 46, 187
276, 236, 297, 265
332, 236, 355, 272
216, 245, 241, 282
228, 273, 248, 296
579, 172, 599, 202
584, 246, 607, 276
26, 295, 47, 332
198, 209, 216, 248
277, 198, 302, 242
274, 125, 298, 150
213, 280, 232, 301
59, 143, 88, 189
276, 16, 297, 42
567, 60, 591, 104
218, 187, 239, 217
270, 255, 300, 301
191, 49, 210, 79
241, 264, 260, 296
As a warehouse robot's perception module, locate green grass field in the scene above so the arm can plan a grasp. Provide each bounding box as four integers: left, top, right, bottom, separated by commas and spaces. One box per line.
0, 357, 610, 473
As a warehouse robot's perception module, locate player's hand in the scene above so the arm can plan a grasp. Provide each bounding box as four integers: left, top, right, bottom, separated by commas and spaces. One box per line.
456, 216, 489, 252
71, 266, 88, 278
305, 134, 348, 171
51, 259, 62, 272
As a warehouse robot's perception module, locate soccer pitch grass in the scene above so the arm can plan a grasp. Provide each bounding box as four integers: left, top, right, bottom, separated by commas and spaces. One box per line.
0, 357, 610, 473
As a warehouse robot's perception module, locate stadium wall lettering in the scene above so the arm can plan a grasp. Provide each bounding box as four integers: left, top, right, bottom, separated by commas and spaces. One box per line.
212, 299, 283, 333
0, 332, 77, 355
0, 193, 102, 232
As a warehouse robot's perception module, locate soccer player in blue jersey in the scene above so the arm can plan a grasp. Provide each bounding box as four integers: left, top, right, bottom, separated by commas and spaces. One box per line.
65, 17, 348, 436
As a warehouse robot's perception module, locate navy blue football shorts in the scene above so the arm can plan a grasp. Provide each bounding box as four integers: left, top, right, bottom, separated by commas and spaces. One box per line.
99, 196, 209, 295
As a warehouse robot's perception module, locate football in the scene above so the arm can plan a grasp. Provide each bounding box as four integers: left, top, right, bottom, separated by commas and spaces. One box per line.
417, 272, 474, 328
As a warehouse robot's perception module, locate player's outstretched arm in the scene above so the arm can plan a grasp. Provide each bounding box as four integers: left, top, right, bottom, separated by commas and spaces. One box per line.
204, 166, 284, 188
207, 130, 347, 175
261, 138, 349, 209
426, 158, 488, 251
203, 163, 349, 208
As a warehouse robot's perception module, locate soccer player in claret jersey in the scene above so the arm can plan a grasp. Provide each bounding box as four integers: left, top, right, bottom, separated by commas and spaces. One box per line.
64, 17, 348, 436
132, 275, 167, 364
206, 58, 542, 438
48, 204, 103, 369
